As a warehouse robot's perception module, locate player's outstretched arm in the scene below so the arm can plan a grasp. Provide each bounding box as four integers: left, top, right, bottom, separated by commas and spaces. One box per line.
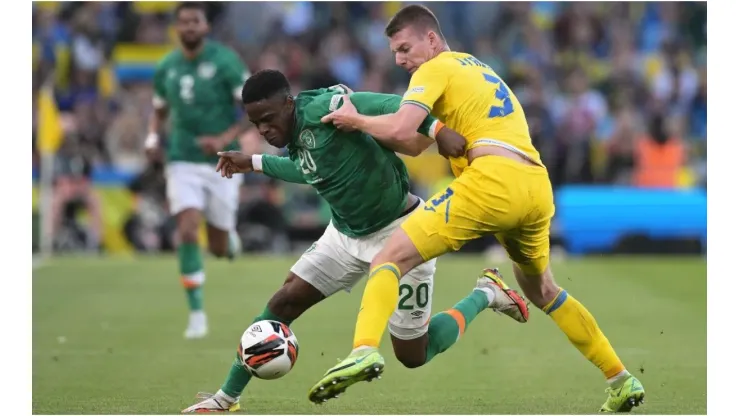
322, 93, 465, 157
350, 92, 439, 156
216, 151, 253, 178
322, 60, 448, 147
322, 94, 431, 156
257, 154, 308, 184
322, 97, 427, 143
217, 151, 307, 184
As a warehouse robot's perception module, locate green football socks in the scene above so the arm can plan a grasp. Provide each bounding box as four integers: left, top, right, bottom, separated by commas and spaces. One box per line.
179, 242, 205, 311
424, 289, 489, 363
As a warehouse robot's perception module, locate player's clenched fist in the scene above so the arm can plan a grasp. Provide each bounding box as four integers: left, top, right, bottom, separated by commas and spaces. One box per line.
216, 151, 253, 178
434, 127, 467, 159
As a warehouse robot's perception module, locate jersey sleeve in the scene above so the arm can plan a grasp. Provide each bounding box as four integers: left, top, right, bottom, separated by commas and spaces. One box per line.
400, 60, 449, 114
152, 59, 168, 109
348, 92, 439, 137
261, 155, 307, 184
221, 50, 250, 101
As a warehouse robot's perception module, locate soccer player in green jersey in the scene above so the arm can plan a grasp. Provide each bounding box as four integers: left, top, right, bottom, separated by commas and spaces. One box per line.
145, 2, 250, 339
181, 70, 527, 413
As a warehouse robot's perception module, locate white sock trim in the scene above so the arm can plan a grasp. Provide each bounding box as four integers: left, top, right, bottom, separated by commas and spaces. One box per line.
607, 370, 630, 387
351, 345, 376, 354
183, 271, 206, 286
216, 389, 238, 403
475, 287, 496, 305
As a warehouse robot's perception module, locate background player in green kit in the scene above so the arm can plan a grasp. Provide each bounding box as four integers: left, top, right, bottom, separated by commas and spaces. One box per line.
182, 70, 527, 413
145, 2, 250, 339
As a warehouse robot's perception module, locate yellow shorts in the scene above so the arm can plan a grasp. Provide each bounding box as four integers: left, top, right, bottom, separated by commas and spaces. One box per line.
401, 155, 555, 275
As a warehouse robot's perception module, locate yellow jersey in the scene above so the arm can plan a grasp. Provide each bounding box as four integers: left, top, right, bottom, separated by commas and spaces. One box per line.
401, 51, 542, 176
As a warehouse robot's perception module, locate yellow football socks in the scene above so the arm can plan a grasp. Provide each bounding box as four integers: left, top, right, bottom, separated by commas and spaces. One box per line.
543, 289, 626, 379
353, 263, 401, 349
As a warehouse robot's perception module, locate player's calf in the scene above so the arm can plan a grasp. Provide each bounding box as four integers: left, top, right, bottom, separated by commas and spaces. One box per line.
510, 263, 559, 309
266, 273, 326, 321
512, 263, 640, 405
206, 224, 231, 258
390, 334, 428, 369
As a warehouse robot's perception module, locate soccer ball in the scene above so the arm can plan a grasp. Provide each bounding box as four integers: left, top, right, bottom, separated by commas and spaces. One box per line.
238, 320, 299, 380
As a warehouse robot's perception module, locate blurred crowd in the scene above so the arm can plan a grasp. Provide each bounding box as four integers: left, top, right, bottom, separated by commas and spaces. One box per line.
31, 1, 707, 253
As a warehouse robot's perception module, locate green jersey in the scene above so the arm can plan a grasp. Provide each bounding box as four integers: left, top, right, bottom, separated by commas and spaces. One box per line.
260, 87, 439, 238
153, 41, 249, 164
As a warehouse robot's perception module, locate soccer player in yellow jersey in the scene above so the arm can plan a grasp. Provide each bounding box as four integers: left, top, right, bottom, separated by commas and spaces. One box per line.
309, 5, 645, 413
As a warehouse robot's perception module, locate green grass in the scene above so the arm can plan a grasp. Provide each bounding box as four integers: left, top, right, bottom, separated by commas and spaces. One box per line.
32, 255, 706, 414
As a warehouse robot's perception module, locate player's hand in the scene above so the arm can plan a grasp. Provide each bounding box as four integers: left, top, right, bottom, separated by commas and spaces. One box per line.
198, 136, 229, 155
144, 133, 164, 162
216, 151, 253, 178
435, 126, 467, 159
145, 146, 164, 162
321, 95, 359, 131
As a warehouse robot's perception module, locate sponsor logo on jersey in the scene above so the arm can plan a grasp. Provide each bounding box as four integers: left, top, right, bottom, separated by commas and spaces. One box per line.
305, 242, 317, 253
404, 86, 425, 98
299, 129, 316, 149
329, 94, 343, 112
198, 62, 216, 79
411, 310, 424, 319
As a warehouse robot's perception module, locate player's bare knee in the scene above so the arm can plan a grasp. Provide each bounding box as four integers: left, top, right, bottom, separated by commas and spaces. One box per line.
266, 273, 325, 322
206, 226, 230, 258
176, 210, 201, 243
178, 225, 200, 243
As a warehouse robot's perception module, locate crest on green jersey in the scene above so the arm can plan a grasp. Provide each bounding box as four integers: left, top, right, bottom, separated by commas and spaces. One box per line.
198, 62, 216, 79
299, 129, 316, 149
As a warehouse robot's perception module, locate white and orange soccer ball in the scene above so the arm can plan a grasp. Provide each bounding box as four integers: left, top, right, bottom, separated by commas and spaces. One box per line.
238, 320, 299, 380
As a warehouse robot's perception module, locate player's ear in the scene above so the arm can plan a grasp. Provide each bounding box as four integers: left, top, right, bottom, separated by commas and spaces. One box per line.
428, 30, 440, 47
427, 31, 435, 45
285, 95, 295, 111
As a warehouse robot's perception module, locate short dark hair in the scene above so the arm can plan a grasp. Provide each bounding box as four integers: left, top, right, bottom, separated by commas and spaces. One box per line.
175, 2, 207, 19
241, 70, 291, 104
385, 4, 444, 40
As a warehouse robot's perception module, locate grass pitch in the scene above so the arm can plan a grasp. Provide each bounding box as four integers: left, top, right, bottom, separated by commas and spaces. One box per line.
33, 255, 706, 414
